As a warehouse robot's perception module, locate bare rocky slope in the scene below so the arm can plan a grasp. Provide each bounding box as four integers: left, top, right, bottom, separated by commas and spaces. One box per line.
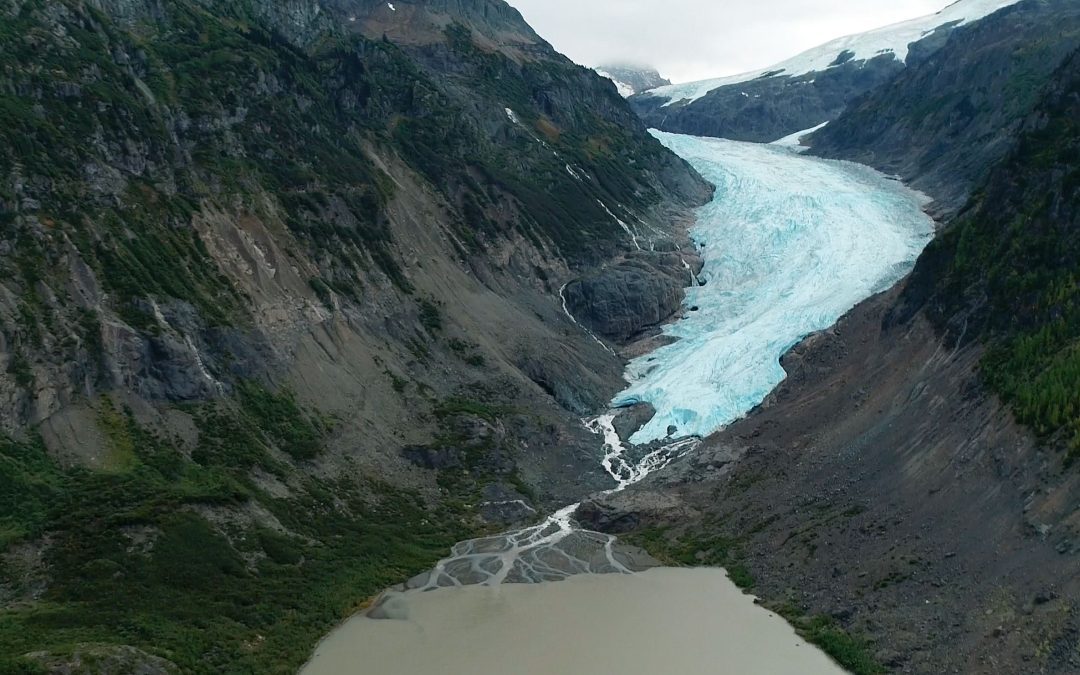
587, 35, 1080, 675
0, 0, 710, 671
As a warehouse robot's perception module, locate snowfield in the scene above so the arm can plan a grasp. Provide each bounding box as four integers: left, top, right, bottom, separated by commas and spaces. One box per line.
612, 131, 935, 444
645, 0, 1024, 105
595, 70, 636, 97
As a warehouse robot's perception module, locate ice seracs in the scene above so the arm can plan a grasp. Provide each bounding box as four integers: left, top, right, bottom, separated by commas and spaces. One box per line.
646, 0, 1025, 105
612, 131, 935, 444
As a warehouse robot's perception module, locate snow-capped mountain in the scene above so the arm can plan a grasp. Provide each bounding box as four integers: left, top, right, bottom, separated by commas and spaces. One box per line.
628, 0, 1030, 143
645, 0, 1024, 105
595, 64, 670, 98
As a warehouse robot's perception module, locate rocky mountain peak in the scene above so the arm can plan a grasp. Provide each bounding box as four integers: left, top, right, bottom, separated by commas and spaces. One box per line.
595, 63, 671, 97
325, 0, 549, 56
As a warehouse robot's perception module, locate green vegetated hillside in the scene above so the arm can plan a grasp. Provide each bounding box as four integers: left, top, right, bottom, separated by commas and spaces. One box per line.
903, 49, 1080, 463
0, 0, 708, 671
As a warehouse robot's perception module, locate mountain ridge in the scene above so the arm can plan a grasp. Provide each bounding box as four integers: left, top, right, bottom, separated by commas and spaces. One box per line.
627, 0, 1029, 142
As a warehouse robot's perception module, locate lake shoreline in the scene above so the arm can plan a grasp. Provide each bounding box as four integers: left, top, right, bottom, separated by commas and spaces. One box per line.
301, 567, 849, 675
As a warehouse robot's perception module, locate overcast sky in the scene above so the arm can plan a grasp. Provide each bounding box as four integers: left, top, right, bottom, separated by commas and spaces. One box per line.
507, 0, 955, 84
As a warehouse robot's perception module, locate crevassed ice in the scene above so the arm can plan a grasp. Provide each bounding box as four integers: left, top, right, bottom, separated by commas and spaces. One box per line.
613, 131, 935, 444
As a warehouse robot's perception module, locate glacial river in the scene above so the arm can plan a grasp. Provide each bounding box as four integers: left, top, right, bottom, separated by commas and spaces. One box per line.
301, 132, 935, 674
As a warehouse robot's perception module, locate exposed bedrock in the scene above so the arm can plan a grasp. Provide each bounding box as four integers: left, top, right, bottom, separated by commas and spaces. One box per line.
611, 402, 657, 443
562, 251, 701, 343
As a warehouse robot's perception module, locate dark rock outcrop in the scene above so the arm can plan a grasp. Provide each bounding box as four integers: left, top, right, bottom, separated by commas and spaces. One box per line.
612, 402, 656, 443
562, 251, 699, 343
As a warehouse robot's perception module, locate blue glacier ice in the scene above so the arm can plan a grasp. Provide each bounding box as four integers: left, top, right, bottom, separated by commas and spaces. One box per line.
613, 131, 936, 444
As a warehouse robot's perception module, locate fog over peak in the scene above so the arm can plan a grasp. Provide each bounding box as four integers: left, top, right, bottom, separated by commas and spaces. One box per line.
507, 0, 954, 84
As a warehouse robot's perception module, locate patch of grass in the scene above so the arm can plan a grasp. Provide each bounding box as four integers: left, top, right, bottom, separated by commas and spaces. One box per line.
726, 562, 755, 589
383, 369, 408, 395
0, 657, 47, 674
624, 527, 747, 575
0, 435, 58, 547
256, 528, 304, 566
5, 353, 33, 390
873, 570, 911, 591
775, 611, 885, 675
95, 398, 140, 473
190, 406, 272, 470
434, 398, 509, 424
236, 382, 324, 461
448, 338, 486, 367
507, 469, 538, 503
418, 299, 443, 334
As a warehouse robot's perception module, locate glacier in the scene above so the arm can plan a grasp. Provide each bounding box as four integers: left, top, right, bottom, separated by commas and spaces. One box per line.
612, 131, 935, 444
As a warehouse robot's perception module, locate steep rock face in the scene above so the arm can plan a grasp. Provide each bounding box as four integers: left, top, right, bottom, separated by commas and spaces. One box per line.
810, 0, 1080, 216
562, 251, 698, 343
0, 0, 709, 671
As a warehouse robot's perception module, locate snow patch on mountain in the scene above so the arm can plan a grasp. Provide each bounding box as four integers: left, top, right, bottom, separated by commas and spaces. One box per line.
771, 121, 830, 150
595, 70, 640, 97
645, 0, 1024, 105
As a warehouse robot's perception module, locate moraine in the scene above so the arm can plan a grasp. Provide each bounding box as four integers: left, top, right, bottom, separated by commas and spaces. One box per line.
300, 131, 935, 674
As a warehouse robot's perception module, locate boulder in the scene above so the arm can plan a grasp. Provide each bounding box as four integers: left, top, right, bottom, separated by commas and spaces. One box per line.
611, 402, 656, 443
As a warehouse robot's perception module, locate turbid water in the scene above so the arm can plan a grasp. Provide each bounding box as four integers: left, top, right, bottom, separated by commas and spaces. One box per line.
301, 131, 938, 674
301, 568, 846, 675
